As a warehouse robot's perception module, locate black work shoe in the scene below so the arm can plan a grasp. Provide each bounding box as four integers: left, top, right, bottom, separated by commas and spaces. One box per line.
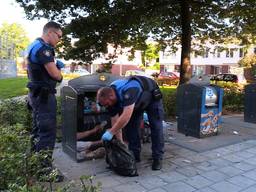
152, 159, 162, 170
38, 168, 64, 183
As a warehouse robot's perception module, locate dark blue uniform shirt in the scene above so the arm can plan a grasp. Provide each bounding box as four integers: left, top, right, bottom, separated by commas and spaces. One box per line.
31, 38, 55, 65
108, 87, 141, 117
26, 38, 57, 90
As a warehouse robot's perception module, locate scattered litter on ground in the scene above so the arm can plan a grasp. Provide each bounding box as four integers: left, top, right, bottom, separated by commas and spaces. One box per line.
163, 121, 174, 127
168, 136, 176, 140
233, 131, 239, 135
182, 159, 191, 163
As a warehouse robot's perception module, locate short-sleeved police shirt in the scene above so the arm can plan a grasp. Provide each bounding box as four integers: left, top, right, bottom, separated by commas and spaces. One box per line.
35, 38, 55, 66
108, 87, 141, 117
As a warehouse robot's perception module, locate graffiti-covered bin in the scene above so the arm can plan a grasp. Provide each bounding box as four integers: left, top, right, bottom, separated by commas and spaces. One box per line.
176, 76, 224, 138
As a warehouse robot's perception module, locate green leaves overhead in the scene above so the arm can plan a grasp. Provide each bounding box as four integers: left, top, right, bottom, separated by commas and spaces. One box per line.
16, 0, 247, 60
15, 0, 256, 83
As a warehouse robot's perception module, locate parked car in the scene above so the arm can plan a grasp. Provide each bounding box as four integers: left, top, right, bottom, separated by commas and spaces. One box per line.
125, 70, 152, 78
73, 69, 90, 76
210, 73, 246, 84
156, 71, 179, 85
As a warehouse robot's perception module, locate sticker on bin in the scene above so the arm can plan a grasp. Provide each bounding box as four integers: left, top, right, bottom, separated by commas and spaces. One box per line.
205, 87, 218, 107
206, 87, 214, 97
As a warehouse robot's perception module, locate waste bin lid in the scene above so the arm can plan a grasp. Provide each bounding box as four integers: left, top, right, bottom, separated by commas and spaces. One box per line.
68, 73, 121, 92
189, 75, 211, 86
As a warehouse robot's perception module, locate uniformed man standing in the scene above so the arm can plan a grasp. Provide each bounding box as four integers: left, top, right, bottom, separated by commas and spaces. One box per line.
26, 21, 64, 182
97, 76, 164, 170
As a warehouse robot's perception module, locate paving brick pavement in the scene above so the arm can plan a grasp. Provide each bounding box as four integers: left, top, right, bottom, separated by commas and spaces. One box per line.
53, 115, 256, 192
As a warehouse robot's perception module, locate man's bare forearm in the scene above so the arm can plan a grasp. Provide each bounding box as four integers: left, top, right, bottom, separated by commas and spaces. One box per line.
76, 125, 100, 140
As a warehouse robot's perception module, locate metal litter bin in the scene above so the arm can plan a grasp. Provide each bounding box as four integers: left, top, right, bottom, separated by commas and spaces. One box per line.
61, 73, 121, 161
176, 76, 224, 138
244, 83, 256, 123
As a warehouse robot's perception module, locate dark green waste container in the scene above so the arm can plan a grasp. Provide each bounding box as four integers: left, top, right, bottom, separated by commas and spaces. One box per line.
61, 73, 121, 162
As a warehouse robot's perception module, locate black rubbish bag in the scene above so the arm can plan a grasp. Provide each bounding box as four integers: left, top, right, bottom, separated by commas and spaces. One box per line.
104, 137, 138, 177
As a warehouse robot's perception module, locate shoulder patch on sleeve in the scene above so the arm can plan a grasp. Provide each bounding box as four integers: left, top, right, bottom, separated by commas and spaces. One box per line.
124, 93, 130, 99
43, 49, 52, 57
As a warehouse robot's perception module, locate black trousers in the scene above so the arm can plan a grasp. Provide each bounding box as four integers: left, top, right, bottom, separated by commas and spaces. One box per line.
125, 99, 165, 160
28, 92, 57, 167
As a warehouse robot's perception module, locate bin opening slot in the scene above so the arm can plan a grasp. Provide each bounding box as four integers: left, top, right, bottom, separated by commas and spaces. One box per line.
83, 92, 107, 114
205, 103, 218, 107
77, 91, 111, 141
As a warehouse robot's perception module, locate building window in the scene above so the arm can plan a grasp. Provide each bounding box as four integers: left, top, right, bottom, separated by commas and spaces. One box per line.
193, 65, 205, 76
210, 66, 220, 74
226, 49, 230, 58
217, 48, 221, 58
203, 48, 210, 58
230, 48, 234, 58
239, 48, 244, 57
225, 48, 234, 58
162, 51, 174, 59
212, 49, 217, 58
194, 51, 198, 58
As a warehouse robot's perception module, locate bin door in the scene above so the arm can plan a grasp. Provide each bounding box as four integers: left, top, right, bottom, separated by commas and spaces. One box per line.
61, 86, 78, 161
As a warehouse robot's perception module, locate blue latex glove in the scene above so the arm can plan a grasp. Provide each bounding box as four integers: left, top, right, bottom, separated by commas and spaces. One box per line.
102, 130, 113, 141
56, 60, 65, 69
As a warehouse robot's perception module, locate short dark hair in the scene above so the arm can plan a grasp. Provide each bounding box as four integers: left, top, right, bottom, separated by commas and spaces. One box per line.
97, 87, 114, 100
43, 21, 61, 34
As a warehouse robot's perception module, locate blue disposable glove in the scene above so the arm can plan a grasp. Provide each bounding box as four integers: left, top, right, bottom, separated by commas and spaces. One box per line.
101, 130, 113, 141
56, 60, 65, 69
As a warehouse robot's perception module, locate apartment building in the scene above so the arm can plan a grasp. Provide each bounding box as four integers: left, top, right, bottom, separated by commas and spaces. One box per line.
89, 44, 142, 75
159, 43, 256, 77
91, 42, 255, 77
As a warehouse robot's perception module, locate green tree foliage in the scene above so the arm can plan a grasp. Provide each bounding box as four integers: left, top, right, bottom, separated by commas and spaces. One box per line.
144, 43, 160, 66
238, 54, 256, 68
226, 1, 256, 45
238, 53, 256, 77
15, 0, 256, 83
139, 43, 161, 70
0, 22, 30, 58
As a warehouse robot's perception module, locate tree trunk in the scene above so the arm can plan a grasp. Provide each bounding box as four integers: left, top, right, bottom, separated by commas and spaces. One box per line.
179, 0, 192, 85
